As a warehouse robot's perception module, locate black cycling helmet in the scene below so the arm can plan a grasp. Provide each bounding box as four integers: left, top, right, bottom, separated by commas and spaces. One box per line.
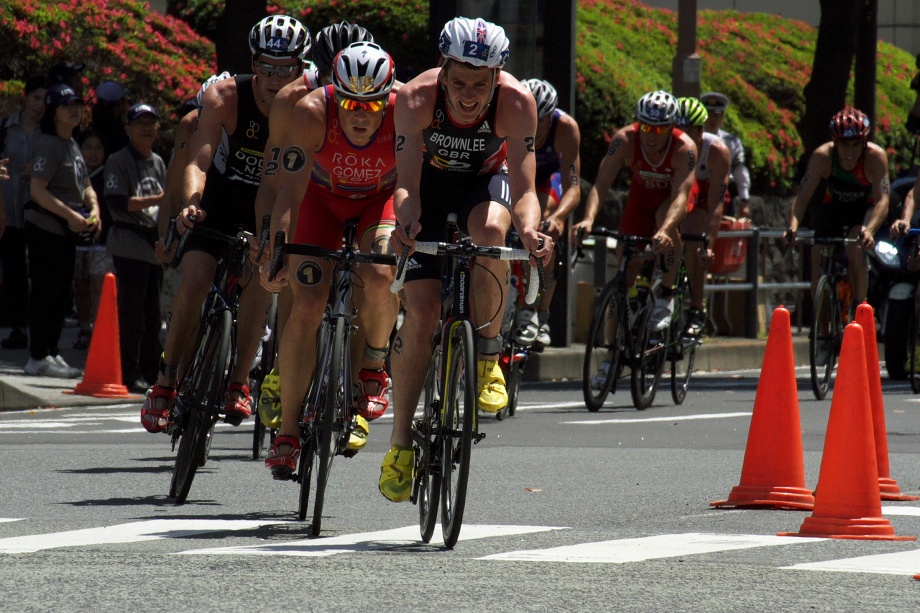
313, 21, 375, 75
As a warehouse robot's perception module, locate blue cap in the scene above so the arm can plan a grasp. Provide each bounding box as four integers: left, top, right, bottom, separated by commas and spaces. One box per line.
45, 83, 82, 107
126, 103, 158, 124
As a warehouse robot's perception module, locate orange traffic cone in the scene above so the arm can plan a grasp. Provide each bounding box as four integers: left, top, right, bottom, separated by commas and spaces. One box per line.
854, 302, 919, 501
65, 273, 137, 399
711, 306, 814, 510
779, 323, 915, 541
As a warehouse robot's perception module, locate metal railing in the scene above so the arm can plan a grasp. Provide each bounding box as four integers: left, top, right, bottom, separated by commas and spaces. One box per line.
590, 227, 813, 339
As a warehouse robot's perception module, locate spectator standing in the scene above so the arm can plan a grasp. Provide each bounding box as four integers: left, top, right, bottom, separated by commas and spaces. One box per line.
24, 83, 100, 378
700, 92, 751, 218
91, 80, 130, 154
47, 61, 85, 95
104, 103, 166, 391
72, 128, 113, 350
0, 75, 46, 349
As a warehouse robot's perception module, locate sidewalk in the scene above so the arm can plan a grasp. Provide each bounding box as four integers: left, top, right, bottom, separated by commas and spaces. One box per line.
0, 325, 809, 412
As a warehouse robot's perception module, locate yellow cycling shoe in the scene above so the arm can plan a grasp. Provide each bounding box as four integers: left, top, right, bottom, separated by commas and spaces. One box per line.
257, 369, 282, 429
347, 415, 369, 452
378, 445, 414, 503
477, 359, 508, 413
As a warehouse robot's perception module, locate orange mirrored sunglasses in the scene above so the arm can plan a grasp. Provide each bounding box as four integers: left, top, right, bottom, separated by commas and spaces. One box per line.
638, 122, 670, 135
336, 95, 387, 113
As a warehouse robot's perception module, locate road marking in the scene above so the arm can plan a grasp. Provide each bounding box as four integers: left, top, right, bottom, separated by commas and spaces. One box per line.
563, 412, 752, 425
0, 519, 23, 524
479, 533, 822, 563
178, 524, 568, 556
784, 549, 920, 576
882, 506, 920, 516
0, 519, 291, 554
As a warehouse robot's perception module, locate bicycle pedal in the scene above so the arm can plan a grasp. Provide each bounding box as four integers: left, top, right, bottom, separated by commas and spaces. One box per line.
474, 432, 486, 444
342, 448, 358, 459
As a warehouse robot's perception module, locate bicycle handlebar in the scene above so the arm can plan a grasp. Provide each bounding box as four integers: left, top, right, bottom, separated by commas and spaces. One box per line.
390, 241, 542, 305
267, 232, 396, 282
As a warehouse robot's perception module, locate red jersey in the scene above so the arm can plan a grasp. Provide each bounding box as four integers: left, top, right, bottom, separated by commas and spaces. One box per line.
619, 125, 686, 238
310, 86, 397, 199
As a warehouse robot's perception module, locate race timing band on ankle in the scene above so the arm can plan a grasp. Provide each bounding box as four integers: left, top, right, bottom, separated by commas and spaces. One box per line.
159, 356, 179, 379
363, 343, 389, 363
478, 334, 503, 356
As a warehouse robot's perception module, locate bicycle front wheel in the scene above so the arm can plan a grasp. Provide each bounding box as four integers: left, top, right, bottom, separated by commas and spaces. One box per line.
810, 276, 837, 400
440, 320, 476, 549
417, 344, 441, 543
630, 291, 667, 410
583, 284, 622, 411
312, 316, 347, 536
170, 309, 231, 504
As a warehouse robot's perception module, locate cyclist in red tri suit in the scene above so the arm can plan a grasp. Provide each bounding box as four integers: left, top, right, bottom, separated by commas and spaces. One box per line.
259, 42, 399, 478
675, 97, 730, 336
576, 90, 696, 390
141, 15, 311, 434
252, 21, 377, 428
380, 17, 553, 503
786, 106, 890, 306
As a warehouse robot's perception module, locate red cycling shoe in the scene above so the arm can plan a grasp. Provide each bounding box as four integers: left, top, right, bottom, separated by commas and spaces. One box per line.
265, 434, 300, 479
357, 368, 391, 420
223, 382, 252, 426
141, 385, 177, 433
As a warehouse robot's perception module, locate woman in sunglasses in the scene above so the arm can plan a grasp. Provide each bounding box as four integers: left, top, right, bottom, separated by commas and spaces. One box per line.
261, 41, 400, 476
575, 90, 697, 333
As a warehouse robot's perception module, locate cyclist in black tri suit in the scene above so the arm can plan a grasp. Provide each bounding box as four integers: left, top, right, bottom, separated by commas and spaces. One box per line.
141, 15, 312, 434
786, 106, 890, 306
379, 17, 553, 503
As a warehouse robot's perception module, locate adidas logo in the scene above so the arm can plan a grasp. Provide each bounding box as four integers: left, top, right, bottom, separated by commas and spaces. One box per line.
478, 121, 491, 134
406, 258, 422, 270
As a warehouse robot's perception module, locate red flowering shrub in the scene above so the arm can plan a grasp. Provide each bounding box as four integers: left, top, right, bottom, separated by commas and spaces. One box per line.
0, 0, 215, 126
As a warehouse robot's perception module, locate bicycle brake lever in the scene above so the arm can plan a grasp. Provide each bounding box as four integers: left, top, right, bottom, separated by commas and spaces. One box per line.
257, 214, 271, 262
268, 231, 286, 282
390, 245, 410, 294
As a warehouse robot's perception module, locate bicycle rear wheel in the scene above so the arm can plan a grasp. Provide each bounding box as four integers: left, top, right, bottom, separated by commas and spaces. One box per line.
417, 345, 441, 543
670, 269, 696, 405
440, 320, 476, 549
312, 316, 347, 536
297, 431, 317, 522
583, 284, 622, 411
170, 309, 231, 504
630, 291, 667, 410
810, 276, 837, 400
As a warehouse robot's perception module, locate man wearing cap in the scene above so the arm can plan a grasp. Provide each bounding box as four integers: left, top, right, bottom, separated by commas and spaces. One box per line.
700, 92, 751, 218
47, 61, 85, 94
103, 103, 166, 392
91, 80, 130, 153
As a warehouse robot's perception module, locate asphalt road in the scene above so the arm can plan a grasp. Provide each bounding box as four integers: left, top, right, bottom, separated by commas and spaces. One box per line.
2, 368, 920, 612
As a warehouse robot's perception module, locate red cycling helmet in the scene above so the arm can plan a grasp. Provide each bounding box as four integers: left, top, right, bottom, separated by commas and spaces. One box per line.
829, 107, 870, 141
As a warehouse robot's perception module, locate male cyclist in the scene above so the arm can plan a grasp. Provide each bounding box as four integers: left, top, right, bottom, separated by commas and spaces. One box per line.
785, 106, 890, 308
252, 21, 376, 429
259, 42, 400, 478
700, 92, 751, 218
675, 97, 730, 336
514, 78, 582, 348
381, 17, 553, 502
573, 90, 696, 388
141, 15, 311, 433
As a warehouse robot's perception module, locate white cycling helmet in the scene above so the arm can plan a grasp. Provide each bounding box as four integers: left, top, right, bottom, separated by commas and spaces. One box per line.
636, 90, 679, 126
523, 78, 558, 118
437, 17, 509, 68
195, 71, 233, 108
249, 15, 311, 61
331, 42, 395, 100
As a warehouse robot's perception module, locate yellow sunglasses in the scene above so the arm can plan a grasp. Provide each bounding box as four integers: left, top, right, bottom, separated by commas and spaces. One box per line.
638, 122, 671, 135
336, 95, 387, 113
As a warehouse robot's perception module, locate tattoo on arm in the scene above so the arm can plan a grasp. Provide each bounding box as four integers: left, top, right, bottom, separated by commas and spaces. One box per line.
524, 136, 535, 153
606, 137, 622, 157
264, 147, 281, 177
396, 135, 405, 152
687, 151, 696, 171
568, 164, 578, 184
799, 172, 810, 189
882, 176, 890, 195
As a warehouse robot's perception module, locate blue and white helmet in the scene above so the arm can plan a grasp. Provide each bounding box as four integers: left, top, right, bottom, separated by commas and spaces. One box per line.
636, 90, 679, 126
523, 79, 558, 118
438, 17, 509, 68
249, 15, 311, 61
